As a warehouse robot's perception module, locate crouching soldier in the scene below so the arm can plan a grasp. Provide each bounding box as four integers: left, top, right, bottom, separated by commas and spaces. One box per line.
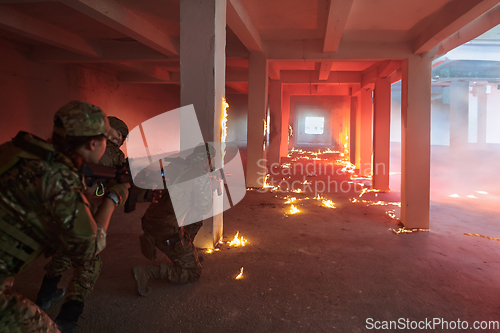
133, 144, 216, 296
0, 101, 129, 332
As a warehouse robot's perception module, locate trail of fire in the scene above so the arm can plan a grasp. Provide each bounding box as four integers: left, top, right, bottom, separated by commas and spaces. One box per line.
464, 233, 500, 241
393, 227, 429, 235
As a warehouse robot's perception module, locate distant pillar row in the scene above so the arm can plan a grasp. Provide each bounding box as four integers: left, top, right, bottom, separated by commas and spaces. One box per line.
179, 0, 226, 247
246, 53, 268, 188
372, 77, 391, 192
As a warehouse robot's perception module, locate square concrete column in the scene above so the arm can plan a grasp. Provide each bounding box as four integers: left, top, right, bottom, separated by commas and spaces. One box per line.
356, 87, 373, 175
246, 53, 268, 187
268, 79, 282, 166
450, 81, 469, 151
281, 86, 291, 158
401, 56, 431, 229
372, 77, 391, 192
350, 96, 357, 165
477, 85, 487, 147
180, 0, 226, 247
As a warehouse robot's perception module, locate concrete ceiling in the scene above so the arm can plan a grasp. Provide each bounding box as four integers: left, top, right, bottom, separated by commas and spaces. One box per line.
0, 0, 499, 93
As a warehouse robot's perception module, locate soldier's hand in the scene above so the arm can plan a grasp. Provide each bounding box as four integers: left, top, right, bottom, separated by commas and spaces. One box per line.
108, 183, 131, 206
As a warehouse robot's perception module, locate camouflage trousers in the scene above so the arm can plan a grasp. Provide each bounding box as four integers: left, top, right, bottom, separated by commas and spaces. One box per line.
44, 253, 102, 303
152, 230, 202, 284
0, 278, 60, 333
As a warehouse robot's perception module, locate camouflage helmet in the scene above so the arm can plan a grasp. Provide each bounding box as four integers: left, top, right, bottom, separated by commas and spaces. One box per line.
53, 101, 115, 139
108, 116, 129, 138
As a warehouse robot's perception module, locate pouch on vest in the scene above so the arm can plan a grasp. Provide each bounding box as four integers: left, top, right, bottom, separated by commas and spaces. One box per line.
139, 233, 156, 261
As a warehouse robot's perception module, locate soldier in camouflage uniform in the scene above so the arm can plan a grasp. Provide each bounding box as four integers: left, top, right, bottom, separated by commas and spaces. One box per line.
35, 116, 129, 332
0, 101, 130, 333
133, 144, 215, 296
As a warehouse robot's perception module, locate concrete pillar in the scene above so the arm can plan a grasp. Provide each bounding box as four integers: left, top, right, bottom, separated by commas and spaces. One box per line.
356, 87, 373, 176
180, 0, 226, 247
372, 77, 391, 192
450, 81, 469, 151
268, 80, 282, 166
350, 96, 357, 165
401, 56, 431, 229
246, 53, 268, 187
281, 86, 291, 158
477, 85, 487, 147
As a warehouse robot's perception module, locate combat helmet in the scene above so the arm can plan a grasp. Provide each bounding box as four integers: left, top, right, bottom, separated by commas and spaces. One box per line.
108, 116, 129, 139
53, 101, 117, 140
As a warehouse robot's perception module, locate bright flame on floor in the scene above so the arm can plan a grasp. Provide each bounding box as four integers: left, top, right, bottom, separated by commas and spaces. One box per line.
235, 267, 244, 279
321, 199, 336, 208
392, 227, 429, 234
289, 204, 300, 214
284, 196, 297, 204
359, 188, 381, 197
228, 231, 248, 247
386, 210, 397, 219
292, 188, 303, 193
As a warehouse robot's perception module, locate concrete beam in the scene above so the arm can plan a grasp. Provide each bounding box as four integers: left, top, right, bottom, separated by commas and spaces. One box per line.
378, 60, 402, 78
226, 0, 263, 53
319, 61, 333, 80
323, 0, 354, 52
432, 3, 500, 57
61, 0, 178, 56
266, 39, 412, 61
280, 70, 361, 84
30, 43, 174, 63
268, 62, 280, 80
118, 72, 174, 84
284, 84, 351, 96
0, 5, 99, 58
118, 62, 170, 81
413, 0, 500, 54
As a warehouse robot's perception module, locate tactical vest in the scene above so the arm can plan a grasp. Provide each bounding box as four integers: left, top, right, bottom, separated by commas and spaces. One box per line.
0, 132, 76, 272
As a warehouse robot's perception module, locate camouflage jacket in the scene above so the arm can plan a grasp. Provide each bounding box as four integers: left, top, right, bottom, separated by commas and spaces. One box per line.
0, 133, 104, 282
99, 141, 126, 168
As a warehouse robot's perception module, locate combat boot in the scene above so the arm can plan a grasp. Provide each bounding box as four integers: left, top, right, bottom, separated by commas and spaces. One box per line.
133, 265, 164, 296
55, 300, 84, 333
35, 275, 66, 310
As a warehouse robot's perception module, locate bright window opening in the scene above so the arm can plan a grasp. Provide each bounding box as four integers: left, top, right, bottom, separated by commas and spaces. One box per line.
305, 117, 325, 134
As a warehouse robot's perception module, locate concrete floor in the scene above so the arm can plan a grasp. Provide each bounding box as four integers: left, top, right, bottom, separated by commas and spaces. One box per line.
13, 144, 500, 332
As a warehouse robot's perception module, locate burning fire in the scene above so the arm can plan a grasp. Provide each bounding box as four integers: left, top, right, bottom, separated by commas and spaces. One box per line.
464, 233, 500, 241
386, 210, 397, 219
221, 97, 229, 161
359, 188, 381, 198
392, 227, 429, 234
321, 199, 336, 209
292, 188, 303, 193
284, 196, 297, 204
228, 231, 248, 247
289, 204, 300, 214
235, 267, 244, 279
